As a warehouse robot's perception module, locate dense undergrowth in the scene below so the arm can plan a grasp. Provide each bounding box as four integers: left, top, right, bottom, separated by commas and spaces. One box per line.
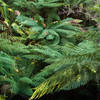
0, 0, 100, 100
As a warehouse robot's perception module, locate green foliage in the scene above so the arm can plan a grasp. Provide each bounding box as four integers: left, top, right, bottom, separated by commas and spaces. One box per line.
12, 15, 83, 45
0, 94, 6, 100
30, 39, 98, 99
64, 0, 87, 8
89, 4, 100, 25
0, 0, 99, 100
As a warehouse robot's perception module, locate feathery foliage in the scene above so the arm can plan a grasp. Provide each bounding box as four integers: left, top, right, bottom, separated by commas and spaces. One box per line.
0, 0, 99, 100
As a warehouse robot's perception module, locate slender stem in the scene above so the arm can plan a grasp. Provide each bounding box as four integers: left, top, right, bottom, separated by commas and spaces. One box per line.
0, 20, 12, 35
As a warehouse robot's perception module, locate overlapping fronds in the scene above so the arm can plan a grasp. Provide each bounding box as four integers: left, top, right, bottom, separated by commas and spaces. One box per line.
30, 39, 98, 99
12, 15, 83, 45
0, 0, 99, 100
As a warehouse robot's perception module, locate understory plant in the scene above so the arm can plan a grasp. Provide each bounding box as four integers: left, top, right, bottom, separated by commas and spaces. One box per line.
0, 0, 99, 100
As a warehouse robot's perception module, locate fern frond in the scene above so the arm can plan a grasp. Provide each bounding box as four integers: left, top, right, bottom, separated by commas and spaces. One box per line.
30, 65, 94, 99
30, 40, 98, 99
